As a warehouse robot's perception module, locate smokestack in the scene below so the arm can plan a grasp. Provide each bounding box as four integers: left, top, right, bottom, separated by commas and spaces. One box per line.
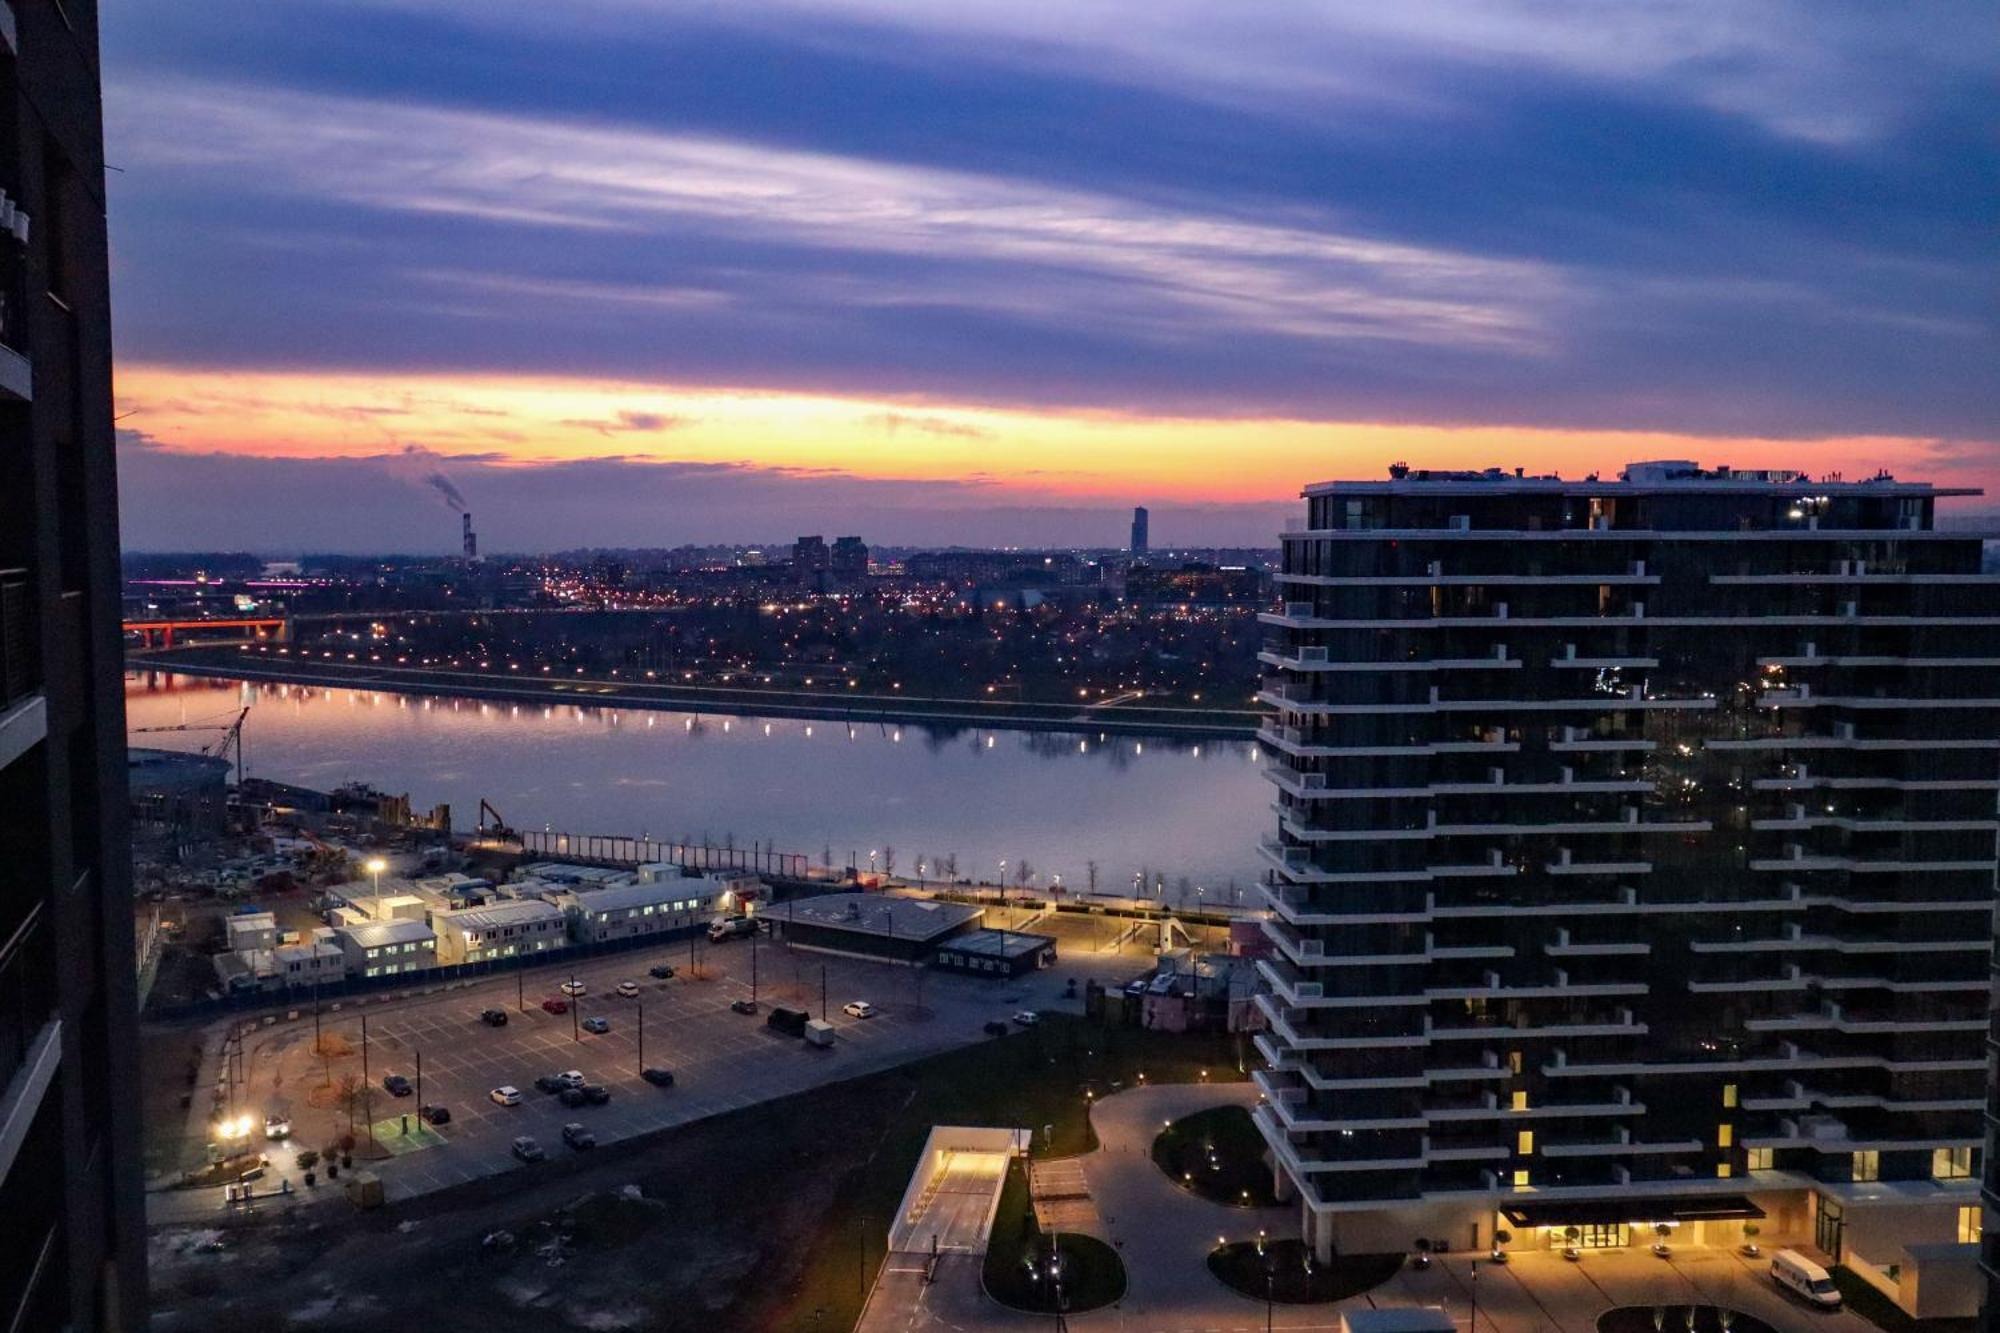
462, 512, 477, 560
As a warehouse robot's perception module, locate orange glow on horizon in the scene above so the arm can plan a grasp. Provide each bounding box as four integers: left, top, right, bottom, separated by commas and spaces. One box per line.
114, 364, 1987, 505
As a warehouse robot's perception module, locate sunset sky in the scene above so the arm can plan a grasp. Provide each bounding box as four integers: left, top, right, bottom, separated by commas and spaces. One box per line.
105, 2, 1996, 551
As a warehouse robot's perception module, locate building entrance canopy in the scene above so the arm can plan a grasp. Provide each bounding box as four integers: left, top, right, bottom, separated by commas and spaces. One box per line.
1501, 1196, 1765, 1229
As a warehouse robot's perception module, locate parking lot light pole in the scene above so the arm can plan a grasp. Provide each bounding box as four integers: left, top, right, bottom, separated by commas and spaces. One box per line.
517, 969, 524, 1013
637, 1002, 645, 1068
571, 998, 580, 1043
415, 1048, 423, 1116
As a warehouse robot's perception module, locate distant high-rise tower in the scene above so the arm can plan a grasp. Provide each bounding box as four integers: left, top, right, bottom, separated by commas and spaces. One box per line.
462, 511, 478, 560
0, 4, 150, 1326
1129, 506, 1149, 555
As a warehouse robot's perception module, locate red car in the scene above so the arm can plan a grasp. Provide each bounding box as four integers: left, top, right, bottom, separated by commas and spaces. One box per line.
541, 997, 568, 1014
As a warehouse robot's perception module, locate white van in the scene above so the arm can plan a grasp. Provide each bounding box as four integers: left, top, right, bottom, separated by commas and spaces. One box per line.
1770, 1249, 1842, 1308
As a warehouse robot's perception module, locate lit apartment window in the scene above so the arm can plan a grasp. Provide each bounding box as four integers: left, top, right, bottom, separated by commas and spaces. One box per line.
1747, 1147, 1772, 1170
1958, 1205, 1983, 1245
1722, 1083, 1738, 1109
1511, 1169, 1529, 1188
1517, 1130, 1534, 1155
1853, 1150, 1880, 1182
1511, 1090, 1529, 1112
1717, 1163, 1733, 1179
1933, 1146, 1974, 1180
1718, 1124, 1733, 1148
1508, 1050, 1524, 1075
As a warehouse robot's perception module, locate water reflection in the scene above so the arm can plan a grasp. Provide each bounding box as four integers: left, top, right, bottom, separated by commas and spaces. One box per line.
126, 671, 1270, 894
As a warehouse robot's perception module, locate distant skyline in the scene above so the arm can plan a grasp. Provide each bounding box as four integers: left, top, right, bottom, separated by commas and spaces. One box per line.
106, 2, 1995, 550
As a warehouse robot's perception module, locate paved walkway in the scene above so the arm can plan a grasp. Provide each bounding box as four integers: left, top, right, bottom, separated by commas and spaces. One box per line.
854, 1083, 1860, 1333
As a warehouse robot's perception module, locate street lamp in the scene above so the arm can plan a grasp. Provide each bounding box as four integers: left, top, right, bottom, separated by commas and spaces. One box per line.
366, 857, 387, 894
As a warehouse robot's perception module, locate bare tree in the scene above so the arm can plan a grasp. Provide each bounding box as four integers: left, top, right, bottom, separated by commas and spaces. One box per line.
882, 846, 897, 879
942, 853, 958, 883
1086, 860, 1099, 897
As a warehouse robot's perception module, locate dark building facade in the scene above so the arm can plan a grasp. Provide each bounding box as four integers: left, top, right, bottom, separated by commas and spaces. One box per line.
1130, 505, 1149, 555
1257, 462, 1993, 1317
0, 4, 147, 1328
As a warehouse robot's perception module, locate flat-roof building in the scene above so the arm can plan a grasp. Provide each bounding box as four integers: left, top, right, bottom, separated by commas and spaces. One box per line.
1259, 462, 1995, 1317
558, 877, 731, 945
431, 899, 568, 966
333, 919, 438, 978
769, 893, 981, 964
933, 929, 1056, 978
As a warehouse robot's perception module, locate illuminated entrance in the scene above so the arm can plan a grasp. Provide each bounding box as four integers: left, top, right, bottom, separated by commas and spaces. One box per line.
1503, 1195, 1764, 1250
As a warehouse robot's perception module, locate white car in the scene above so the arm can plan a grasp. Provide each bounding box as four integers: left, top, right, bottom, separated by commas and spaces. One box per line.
1012, 1010, 1040, 1027
560, 979, 587, 997
615, 980, 639, 998
489, 1086, 522, 1107
263, 1114, 291, 1140
843, 1001, 876, 1019
557, 1070, 585, 1089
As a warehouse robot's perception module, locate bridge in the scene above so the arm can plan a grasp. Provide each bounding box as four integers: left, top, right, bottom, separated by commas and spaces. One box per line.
124, 618, 285, 649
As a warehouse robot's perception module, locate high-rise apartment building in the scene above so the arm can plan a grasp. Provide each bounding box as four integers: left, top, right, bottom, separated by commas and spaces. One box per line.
1256, 461, 1994, 1318
1130, 505, 1149, 555
0, 4, 148, 1328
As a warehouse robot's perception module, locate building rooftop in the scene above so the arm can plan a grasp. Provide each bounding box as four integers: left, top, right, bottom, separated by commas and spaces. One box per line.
562, 878, 724, 914
127, 746, 232, 790
434, 899, 565, 932
1303, 460, 1978, 499
938, 928, 1054, 959
782, 892, 980, 941
334, 919, 437, 950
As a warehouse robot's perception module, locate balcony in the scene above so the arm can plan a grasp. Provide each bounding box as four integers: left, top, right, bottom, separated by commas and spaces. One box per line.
0, 571, 35, 711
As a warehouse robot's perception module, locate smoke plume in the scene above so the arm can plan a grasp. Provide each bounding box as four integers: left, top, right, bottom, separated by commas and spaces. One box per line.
384, 443, 467, 511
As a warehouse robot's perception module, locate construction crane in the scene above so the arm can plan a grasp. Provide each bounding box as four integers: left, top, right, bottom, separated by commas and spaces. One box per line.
131, 706, 249, 786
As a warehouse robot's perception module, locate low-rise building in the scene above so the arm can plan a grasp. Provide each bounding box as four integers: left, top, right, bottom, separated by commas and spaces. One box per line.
431, 899, 568, 965
559, 876, 734, 945
333, 919, 438, 979
768, 893, 981, 964
933, 928, 1057, 978
224, 910, 277, 953
267, 939, 346, 989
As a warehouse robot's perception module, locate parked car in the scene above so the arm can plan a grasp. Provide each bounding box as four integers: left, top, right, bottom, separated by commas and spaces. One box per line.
561, 1123, 596, 1151
559, 1086, 590, 1108
1012, 1011, 1040, 1027
615, 980, 639, 998
533, 1074, 565, 1095
641, 1067, 676, 1088
767, 1007, 810, 1037
842, 1001, 876, 1019
263, 1114, 292, 1140
581, 1016, 610, 1034
422, 1104, 451, 1126
982, 1021, 1009, 1037
489, 1086, 522, 1107
480, 1008, 509, 1027
382, 1074, 414, 1097
541, 997, 569, 1015
560, 979, 587, 997
581, 1085, 611, 1105
558, 1070, 586, 1088
511, 1136, 545, 1163
648, 964, 676, 979
730, 998, 758, 1014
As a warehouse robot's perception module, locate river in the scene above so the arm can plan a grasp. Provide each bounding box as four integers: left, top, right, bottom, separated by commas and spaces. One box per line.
125, 671, 1273, 900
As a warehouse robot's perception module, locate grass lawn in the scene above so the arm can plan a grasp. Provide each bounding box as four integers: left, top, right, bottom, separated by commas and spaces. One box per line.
1832, 1270, 1977, 1333
1153, 1104, 1280, 1207
982, 1157, 1128, 1313
1208, 1239, 1401, 1304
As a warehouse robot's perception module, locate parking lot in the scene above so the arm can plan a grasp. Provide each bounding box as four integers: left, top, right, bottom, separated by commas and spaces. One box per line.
199, 920, 1148, 1206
